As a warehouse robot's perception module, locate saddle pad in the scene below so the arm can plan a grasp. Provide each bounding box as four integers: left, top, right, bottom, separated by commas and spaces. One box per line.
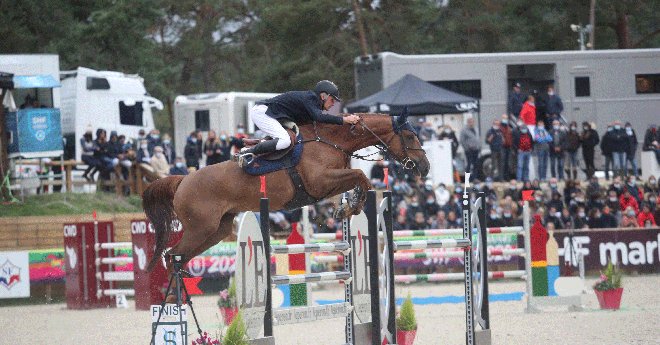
242, 133, 303, 176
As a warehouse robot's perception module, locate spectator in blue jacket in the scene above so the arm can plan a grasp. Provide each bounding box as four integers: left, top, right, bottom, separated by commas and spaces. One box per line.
610, 120, 628, 179
534, 120, 553, 181
485, 120, 504, 181
508, 82, 525, 118
546, 86, 564, 118
169, 157, 189, 176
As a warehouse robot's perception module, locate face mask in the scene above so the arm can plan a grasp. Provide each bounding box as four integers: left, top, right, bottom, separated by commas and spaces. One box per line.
502, 119, 508, 124
553, 125, 559, 130
438, 186, 445, 191
486, 182, 492, 188
548, 92, 554, 96
455, 188, 462, 193
650, 198, 657, 203
163, 139, 170, 145
141, 144, 148, 149
551, 183, 557, 189
528, 102, 535, 106
596, 213, 601, 218
493, 126, 499, 130
614, 183, 620, 188
152, 135, 160, 140
517, 123, 524, 127
521, 128, 528, 133
175, 162, 183, 168
490, 214, 498, 219
579, 212, 585, 218
610, 197, 617, 202
650, 180, 656, 185
427, 199, 435, 204
411, 202, 419, 207
191, 138, 197, 143
426, 185, 432, 191
220, 135, 227, 140
510, 185, 517, 190
614, 125, 621, 130
156, 152, 163, 157
535, 197, 542, 202
445, 129, 451, 134
629, 211, 636, 217
237, 128, 245, 134
629, 180, 636, 186
555, 212, 561, 218
607, 127, 613, 132
571, 126, 576, 131
383, 161, 390, 167
575, 198, 584, 203
503, 213, 511, 218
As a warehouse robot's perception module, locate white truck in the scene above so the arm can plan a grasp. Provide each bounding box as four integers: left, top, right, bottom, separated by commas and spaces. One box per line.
59, 67, 163, 160
173, 92, 279, 159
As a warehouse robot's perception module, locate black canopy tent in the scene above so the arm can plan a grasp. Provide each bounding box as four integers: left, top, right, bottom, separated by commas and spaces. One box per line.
345, 74, 479, 115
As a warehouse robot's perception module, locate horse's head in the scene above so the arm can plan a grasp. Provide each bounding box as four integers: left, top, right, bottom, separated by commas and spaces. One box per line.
388, 110, 430, 177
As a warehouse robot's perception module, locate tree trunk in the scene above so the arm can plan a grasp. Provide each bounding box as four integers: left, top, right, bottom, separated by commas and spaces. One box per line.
613, 9, 629, 48
352, 0, 369, 56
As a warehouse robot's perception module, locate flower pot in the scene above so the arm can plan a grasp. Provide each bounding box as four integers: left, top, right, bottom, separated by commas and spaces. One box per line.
595, 287, 623, 310
219, 306, 239, 325
396, 326, 418, 345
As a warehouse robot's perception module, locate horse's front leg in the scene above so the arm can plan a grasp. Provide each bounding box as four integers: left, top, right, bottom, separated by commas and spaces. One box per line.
320, 168, 372, 219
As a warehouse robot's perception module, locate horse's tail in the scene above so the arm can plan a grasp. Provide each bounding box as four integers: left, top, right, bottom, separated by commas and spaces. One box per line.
142, 175, 185, 271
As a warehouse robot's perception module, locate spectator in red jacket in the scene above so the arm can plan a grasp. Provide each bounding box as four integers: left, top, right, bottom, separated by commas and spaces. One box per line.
637, 204, 656, 227
520, 95, 537, 130
620, 189, 639, 214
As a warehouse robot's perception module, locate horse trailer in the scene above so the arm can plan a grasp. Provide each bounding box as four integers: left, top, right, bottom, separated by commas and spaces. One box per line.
355, 49, 660, 138
59, 67, 163, 160
173, 92, 279, 159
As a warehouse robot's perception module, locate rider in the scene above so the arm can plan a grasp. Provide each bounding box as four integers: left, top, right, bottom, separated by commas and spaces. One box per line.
232, 80, 360, 167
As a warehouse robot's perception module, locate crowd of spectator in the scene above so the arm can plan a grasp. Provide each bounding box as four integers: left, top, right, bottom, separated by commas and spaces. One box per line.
79, 124, 247, 185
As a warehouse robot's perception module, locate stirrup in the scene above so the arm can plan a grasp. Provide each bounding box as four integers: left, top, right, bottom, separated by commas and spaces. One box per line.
237, 153, 255, 168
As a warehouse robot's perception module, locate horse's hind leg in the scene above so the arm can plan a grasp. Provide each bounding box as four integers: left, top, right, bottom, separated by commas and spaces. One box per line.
186, 212, 236, 267
163, 211, 227, 303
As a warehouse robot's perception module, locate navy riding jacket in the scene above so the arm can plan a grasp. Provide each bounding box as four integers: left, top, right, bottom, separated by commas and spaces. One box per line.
257, 91, 343, 125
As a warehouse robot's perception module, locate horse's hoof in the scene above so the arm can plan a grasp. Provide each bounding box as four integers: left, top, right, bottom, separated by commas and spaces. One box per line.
164, 294, 178, 304
333, 206, 347, 220
349, 185, 364, 208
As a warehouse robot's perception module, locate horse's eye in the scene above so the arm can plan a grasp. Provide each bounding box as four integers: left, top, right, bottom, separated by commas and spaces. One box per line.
406, 134, 415, 141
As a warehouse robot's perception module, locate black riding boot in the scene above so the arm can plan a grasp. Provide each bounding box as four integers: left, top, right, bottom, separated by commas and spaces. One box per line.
232, 139, 280, 167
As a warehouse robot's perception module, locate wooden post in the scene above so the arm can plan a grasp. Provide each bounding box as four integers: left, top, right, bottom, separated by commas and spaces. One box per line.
136, 164, 143, 196
65, 162, 73, 192
128, 164, 135, 195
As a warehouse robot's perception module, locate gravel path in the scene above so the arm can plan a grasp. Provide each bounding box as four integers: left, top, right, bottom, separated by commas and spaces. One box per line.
4, 275, 660, 344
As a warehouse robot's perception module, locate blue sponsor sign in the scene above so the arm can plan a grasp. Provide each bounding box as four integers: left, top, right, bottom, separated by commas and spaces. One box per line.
7, 108, 63, 158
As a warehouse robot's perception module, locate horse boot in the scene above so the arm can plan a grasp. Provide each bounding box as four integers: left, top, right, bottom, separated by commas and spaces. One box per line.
232, 138, 279, 168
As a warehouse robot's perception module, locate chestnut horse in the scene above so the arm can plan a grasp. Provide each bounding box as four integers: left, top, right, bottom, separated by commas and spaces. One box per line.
142, 112, 430, 289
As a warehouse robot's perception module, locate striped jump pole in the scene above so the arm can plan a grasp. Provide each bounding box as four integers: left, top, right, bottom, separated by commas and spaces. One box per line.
310, 226, 523, 241
393, 238, 471, 251
311, 248, 525, 264
394, 270, 527, 283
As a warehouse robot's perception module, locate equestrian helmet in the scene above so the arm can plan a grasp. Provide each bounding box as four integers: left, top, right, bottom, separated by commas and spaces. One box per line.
314, 80, 341, 102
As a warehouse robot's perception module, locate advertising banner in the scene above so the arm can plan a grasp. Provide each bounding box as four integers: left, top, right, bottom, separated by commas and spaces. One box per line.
0, 251, 30, 298
7, 108, 63, 158
549, 228, 660, 273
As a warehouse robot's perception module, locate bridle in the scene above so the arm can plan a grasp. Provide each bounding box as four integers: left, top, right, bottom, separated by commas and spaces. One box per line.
304, 115, 425, 174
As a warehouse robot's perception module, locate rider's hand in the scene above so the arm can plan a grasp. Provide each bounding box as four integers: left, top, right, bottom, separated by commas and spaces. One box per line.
343, 115, 360, 125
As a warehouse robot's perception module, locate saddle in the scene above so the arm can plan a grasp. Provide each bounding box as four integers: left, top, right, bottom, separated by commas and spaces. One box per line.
242, 121, 299, 161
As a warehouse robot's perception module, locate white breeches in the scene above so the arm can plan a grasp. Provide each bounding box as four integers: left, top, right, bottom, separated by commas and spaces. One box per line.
250, 104, 291, 150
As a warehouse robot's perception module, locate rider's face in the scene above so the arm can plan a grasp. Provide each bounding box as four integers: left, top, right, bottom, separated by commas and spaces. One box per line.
322, 94, 336, 111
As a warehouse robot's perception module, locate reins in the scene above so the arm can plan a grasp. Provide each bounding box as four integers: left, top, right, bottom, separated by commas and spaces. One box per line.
302, 117, 424, 172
